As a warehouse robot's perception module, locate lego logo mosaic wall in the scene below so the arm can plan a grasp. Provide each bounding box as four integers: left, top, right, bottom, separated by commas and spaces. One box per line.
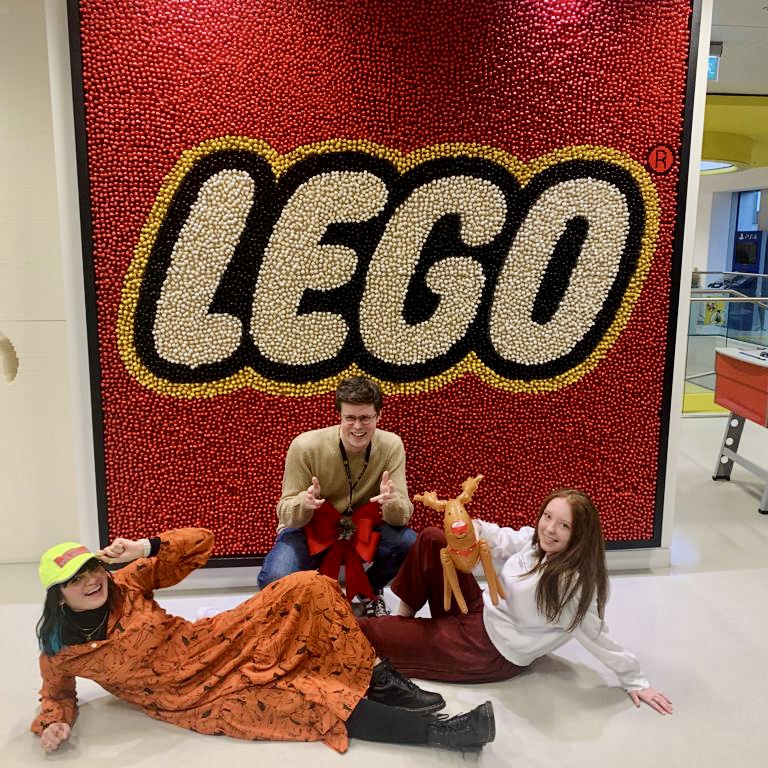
70, 0, 697, 557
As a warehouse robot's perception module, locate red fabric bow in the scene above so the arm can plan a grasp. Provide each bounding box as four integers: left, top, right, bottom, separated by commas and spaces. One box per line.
304, 501, 382, 600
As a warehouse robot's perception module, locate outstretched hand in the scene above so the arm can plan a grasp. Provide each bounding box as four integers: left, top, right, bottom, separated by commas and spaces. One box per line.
370, 470, 396, 509
96, 537, 145, 564
302, 476, 325, 513
39, 722, 70, 752
629, 687, 673, 715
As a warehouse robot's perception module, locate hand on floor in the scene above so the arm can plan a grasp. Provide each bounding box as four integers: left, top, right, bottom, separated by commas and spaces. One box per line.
39, 722, 70, 752
629, 686, 673, 715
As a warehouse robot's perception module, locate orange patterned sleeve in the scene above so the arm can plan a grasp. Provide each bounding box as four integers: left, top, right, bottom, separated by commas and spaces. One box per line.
114, 528, 214, 593
31, 654, 78, 735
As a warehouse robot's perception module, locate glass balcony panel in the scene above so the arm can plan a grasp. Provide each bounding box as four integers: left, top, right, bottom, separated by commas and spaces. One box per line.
685, 271, 768, 414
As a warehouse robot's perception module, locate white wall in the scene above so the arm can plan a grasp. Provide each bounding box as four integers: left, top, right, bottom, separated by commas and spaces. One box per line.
0, 0, 79, 562
691, 188, 745, 280
707, 191, 735, 274
693, 191, 714, 273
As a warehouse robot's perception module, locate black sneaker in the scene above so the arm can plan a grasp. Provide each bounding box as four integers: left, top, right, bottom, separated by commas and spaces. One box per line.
367, 657, 446, 714
427, 701, 495, 751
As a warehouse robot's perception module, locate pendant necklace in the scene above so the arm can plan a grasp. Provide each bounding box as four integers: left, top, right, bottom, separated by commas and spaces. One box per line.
339, 439, 371, 516
64, 607, 109, 647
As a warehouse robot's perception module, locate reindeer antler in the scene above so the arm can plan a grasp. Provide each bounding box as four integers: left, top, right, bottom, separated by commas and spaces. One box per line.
414, 490, 446, 512
457, 474, 484, 505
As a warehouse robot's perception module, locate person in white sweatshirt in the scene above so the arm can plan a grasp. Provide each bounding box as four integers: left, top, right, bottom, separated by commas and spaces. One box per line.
357, 488, 673, 715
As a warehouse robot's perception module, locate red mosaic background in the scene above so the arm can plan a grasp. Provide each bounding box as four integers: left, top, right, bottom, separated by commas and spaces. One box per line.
72, 0, 696, 556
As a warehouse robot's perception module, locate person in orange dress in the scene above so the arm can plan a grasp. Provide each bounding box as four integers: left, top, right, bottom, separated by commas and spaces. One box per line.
32, 528, 495, 754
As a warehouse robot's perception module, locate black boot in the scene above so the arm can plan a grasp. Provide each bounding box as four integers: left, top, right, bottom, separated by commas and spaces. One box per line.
367, 657, 446, 714
427, 701, 495, 750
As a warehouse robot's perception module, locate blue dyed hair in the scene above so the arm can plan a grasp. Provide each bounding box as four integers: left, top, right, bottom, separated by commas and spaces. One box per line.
36, 585, 65, 656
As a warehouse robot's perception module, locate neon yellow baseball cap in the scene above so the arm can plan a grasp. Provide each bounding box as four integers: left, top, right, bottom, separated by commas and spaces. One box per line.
39, 541, 97, 591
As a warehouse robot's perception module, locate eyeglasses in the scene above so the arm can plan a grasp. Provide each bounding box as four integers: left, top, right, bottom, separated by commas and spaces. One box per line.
341, 415, 378, 426
64, 559, 104, 587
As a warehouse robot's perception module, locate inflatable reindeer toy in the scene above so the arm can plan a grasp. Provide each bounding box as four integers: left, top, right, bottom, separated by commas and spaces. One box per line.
414, 474, 506, 614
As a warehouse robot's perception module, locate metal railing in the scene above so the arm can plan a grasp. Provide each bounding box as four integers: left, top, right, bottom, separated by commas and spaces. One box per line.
690, 288, 768, 309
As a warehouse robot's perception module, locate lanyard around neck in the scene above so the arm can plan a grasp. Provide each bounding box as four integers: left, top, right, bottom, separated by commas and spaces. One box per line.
338, 439, 372, 515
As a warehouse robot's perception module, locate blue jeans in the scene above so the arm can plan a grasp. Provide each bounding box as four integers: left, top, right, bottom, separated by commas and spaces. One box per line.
257, 523, 418, 593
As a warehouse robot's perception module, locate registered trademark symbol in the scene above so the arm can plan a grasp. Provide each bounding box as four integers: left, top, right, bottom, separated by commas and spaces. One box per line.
647, 145, 675, 174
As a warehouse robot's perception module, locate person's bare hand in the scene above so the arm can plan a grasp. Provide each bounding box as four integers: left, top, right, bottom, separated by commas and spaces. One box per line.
39, 722, 70, 752
96, 537, 144, 564
302, 476, 325, 512
370, 470, 396, 510
629, 687, 673, 715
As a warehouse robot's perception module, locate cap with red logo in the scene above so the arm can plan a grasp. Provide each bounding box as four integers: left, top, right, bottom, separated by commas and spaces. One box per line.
38, 542, 97, 591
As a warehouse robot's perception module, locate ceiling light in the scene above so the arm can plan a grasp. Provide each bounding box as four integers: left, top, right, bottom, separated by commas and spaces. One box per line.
700, 160, 737, 174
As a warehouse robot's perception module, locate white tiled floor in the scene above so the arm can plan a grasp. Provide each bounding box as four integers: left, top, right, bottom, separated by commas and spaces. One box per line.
2, 414, 768, 767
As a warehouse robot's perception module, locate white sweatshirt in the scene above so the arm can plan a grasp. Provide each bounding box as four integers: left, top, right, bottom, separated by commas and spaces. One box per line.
476, 520, 650, 691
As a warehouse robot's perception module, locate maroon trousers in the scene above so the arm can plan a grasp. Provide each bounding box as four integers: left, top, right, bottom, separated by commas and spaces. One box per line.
358, 527, 523, 683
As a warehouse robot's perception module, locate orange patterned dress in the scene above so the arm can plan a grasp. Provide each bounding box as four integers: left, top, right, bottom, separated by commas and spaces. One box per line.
31, 528, 376, 752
